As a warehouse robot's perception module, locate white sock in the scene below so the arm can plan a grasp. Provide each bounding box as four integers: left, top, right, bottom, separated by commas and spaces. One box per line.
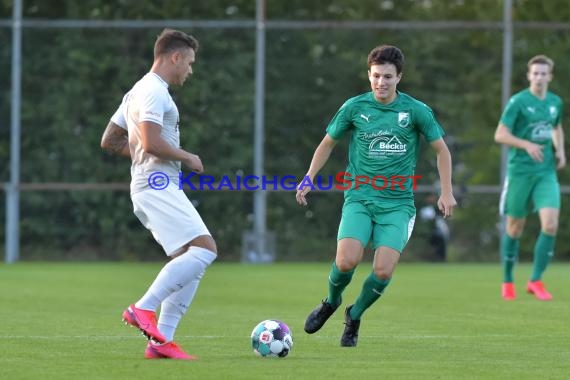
135, 246, 216, 311
158, 274, 202, 342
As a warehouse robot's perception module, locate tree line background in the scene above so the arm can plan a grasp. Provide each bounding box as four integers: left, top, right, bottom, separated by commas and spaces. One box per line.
1, 0, 570, 262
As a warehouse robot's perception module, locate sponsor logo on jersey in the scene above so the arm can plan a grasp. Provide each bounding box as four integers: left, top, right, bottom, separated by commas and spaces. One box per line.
369, 135, 407, 157
530, 122, 552, 141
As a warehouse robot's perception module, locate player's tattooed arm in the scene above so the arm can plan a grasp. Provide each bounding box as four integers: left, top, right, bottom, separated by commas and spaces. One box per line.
101, 121, 130, 158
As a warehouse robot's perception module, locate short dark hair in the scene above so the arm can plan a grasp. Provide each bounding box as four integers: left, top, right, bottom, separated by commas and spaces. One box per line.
154, 28, 199, 58
527, 54, 554, 71
367, 45, 405, 74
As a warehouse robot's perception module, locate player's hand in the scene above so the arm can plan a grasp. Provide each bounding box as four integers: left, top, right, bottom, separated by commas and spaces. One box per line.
524, 142, 544, 162
296, 177, 313, 206
182, 153, 204, 174
437, 192, 457, 219
556, 152, 567, 170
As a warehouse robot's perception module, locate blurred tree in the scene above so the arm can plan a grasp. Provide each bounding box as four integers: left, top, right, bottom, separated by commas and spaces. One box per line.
0, 0, 569, 261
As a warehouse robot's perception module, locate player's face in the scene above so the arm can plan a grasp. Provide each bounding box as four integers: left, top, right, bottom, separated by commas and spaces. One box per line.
527, 63, 552, 93
368, 64, 401, 104
173, 48, 195, 86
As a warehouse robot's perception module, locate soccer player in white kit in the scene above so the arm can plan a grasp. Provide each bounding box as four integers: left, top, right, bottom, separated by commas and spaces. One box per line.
101, 29, 217, 360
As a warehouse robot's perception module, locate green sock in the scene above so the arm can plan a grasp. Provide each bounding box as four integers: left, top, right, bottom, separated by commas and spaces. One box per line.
501, 234, 519, 283
349, 273, 391, 320
327, 262, 354, 307
530, 232, 555, 281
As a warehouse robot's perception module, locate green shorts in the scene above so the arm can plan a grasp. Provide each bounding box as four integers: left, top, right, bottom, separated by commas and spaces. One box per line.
500, 171, 560, 218
337, 199, 416, 252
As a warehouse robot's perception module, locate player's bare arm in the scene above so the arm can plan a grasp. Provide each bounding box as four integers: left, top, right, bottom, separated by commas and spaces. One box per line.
494, 123, 544, 162
140, 121, 203, 173
101, 121, 130, 158
296, 134, 338, 206
552, 124, 566, 169
430, 138, 457, 218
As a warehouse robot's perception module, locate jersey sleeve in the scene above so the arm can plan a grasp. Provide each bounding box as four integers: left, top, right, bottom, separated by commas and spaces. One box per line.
556, 97, 563, 126
325, 101, 353, 140
138, 86, 168, 126
415, 103, 445, 142
110, 99, 127, 130
500, 97, 519, 130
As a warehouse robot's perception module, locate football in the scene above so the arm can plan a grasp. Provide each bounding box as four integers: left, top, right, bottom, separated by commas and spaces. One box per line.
251, 319, 293, 358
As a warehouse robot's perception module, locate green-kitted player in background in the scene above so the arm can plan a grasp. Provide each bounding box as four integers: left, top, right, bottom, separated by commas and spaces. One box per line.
495, 55, 566, 301
296, 45, 456, 347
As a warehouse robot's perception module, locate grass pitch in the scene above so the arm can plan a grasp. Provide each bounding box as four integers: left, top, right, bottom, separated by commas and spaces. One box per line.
1, 262, 569, 380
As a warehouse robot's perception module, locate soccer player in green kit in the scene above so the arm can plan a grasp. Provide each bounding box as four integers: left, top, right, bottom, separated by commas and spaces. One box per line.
495, 55, 566, 301
296, 45, 457, 347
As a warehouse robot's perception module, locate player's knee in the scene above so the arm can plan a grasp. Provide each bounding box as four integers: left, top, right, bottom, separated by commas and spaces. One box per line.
506, 224, 524, 238
336, 258, 357, 272
542, 222, 558, 235
206, 239, 218, 254
191, 235, 218, 254
373, 267, 393, 280
203, 243, 218, 256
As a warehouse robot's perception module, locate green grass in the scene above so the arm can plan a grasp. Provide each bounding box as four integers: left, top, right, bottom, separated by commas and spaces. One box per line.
1, 262, 569, 380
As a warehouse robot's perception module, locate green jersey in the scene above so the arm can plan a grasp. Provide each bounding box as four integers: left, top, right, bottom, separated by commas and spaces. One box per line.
500, 89, 563, 175
326, 91, 445, 203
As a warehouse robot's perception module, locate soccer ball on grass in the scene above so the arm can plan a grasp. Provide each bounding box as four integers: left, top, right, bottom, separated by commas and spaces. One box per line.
251, 319, 293, 357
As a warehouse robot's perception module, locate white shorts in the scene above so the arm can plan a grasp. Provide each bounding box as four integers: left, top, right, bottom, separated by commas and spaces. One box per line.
131, 186, 211, 256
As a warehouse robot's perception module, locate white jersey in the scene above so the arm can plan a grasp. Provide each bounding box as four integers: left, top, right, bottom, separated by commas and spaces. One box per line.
111, 72, 181, 194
